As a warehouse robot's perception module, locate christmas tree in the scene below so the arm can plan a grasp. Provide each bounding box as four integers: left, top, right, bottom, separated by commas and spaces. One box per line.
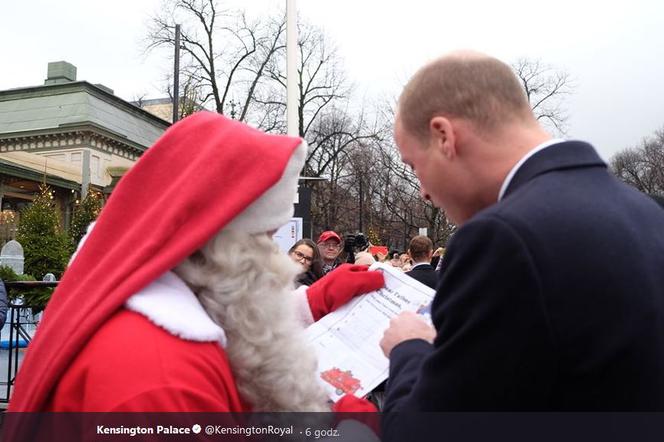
367, 226, 382, 246
69, 190, 104, 247
16, 184, 72, 279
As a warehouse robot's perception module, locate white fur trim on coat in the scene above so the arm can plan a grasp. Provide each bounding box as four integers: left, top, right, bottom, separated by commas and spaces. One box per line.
293, 285, 315, 327
125, 271, 227, 346
225, 140, 307, 234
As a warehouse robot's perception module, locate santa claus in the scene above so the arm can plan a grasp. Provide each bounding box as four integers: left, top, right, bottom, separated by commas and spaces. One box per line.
7, 112, 383, 417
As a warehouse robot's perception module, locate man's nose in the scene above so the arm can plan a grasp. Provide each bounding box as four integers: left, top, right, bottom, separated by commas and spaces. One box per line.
419, 187, 431, 201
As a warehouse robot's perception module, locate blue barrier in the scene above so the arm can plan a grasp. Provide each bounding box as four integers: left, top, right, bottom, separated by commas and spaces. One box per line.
0, 339, 28, 349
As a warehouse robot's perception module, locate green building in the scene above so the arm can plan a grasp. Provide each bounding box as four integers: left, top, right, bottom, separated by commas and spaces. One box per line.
0, 61, 169, 242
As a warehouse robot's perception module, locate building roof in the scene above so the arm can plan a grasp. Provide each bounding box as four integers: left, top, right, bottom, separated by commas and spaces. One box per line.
0, 81, 170, 149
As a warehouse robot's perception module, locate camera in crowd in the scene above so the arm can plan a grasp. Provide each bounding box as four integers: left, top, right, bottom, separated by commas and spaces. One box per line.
343, 232, 370, 253
343, 232, 370, 263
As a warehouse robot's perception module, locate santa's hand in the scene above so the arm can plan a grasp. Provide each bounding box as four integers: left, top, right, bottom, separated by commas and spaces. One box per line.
331, 396, 380, 441
332, 394, 377, 412
380, 311, 436, 357
306, 264, 385, 321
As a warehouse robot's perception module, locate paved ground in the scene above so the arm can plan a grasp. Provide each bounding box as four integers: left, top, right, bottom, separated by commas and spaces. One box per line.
0, 348, 26, 405
0, 318, 29, 407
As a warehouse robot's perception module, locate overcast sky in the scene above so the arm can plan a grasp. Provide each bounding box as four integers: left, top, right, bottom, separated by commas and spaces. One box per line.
2, 0, 663, 160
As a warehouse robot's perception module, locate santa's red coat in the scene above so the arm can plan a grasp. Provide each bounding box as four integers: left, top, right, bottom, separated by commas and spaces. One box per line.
47, 308, 247, 411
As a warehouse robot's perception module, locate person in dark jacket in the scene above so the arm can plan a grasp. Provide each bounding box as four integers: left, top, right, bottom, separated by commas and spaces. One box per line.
288, 239, 323, 287
380, 50, 664, 426
405, 235, 437, 289
0, 278, 8, 330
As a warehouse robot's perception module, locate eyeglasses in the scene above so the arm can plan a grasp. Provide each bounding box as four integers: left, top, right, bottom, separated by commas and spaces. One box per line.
292, 250, 314, 263
319, 242, 341, 250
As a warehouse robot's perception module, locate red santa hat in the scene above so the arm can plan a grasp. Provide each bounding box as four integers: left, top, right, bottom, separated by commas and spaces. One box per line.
9, 112, 306, 411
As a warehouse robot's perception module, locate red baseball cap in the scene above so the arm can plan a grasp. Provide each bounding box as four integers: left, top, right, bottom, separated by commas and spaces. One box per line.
317, 231, 341, 244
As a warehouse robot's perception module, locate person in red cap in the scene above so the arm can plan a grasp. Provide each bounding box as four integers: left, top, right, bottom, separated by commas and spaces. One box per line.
6, 112, 383, 419
317, 230, 343, 275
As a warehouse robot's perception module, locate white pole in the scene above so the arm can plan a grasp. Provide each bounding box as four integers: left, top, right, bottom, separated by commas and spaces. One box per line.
286, 0, 299, 136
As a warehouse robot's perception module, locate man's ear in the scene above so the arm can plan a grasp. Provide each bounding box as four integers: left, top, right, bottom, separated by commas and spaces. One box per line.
429, 116, 456, 159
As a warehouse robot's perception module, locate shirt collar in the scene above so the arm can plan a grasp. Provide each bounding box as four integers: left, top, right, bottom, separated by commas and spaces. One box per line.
498, 138, 565, 201
410, 262, 431, 270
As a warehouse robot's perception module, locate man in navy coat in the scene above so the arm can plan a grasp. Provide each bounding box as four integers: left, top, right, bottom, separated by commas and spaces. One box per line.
380, 50, 664, 418
405, 235, 438, 289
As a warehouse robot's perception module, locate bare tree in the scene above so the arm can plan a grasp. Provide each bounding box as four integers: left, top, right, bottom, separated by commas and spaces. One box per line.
611, 126, 664, 194
258, 24, 346, 136
247, 20, 387, 237
146, 0, 284, 120
321, 58, 574, 249
512, 58, 573, 134
375, 141, 455, 249
145, 3, 442, 248
131, 93, 148, 108
253, 21, 386, 182
306, 118, 385, 237
147, 5, 374, 177
309, 100, 456, 250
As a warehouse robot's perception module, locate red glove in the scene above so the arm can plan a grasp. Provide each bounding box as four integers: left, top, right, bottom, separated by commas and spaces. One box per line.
333, 394, 378, 412
306, 264, 385, 321
333, 395, 380, 437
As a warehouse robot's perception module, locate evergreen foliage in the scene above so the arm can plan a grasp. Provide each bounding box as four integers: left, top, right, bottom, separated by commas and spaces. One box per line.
367, 227, 382, 247
16, 185, 72, 280
69, 190, 104, 247
0, 265, 52, 307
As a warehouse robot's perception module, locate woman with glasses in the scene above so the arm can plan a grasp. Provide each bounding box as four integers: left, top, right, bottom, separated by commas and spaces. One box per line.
288, 239, 323, 287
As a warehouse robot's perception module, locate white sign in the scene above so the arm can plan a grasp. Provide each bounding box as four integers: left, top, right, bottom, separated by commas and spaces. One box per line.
272, 217, 303, 253
418, 227, 428, 237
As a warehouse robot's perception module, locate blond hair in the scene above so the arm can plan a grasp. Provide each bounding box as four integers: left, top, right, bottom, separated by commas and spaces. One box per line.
398, 51, 532, 139
174, 230, 329, 411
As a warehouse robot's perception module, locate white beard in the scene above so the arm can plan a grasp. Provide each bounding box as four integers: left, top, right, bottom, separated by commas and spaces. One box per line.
174, 230, 330, 412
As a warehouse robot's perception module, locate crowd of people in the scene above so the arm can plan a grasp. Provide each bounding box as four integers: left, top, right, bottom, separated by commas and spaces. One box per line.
287, 229, 445, 291
3, 49, 663, 440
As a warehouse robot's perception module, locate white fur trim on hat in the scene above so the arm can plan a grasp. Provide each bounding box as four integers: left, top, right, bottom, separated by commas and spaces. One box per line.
69, 221, 96, 265
225, 140, 307, 234
125, 271, 227, 346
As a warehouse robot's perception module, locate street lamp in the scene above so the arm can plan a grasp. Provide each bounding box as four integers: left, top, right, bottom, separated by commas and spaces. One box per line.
286, 0, 298, 136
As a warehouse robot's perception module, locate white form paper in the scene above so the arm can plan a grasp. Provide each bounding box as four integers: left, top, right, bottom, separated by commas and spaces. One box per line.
305, 262, 435, 400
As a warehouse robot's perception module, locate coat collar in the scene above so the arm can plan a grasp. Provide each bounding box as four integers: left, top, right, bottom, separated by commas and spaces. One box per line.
125, 271, 227, 346
503, 141, 606, 199
410, 262, 433, 271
